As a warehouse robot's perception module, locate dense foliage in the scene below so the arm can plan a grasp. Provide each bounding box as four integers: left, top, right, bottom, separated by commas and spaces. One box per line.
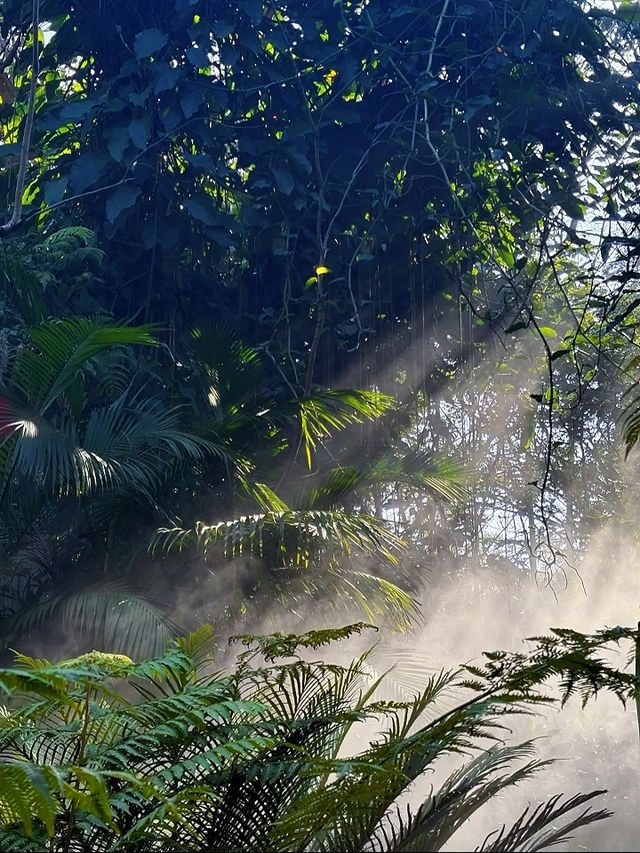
0, 0, 637, 648
1, 0, 640, 846
0, 622, 636, 851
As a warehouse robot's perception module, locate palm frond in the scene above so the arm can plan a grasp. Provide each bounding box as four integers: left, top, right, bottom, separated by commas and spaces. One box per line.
249, 388, 394, 470
242, 481, 291, 513
621, 390, 640, 456
4, 583, 181, 659
151, 510, 414, 629
9, 317, 158, 414
291, 568, 420, 631
477, 790, 612, 852
151, 509, 405, 567
308, 450, 468, 509
189, 323, 264, 410
369, 743, 550, 852
297, 389, 396, 469
0, 390, 224, 499
82, 392, 228, 495
0, 400, 82, 492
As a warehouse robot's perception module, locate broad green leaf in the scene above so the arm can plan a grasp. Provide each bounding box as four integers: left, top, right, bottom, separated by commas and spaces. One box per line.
538, 326, 557, 339
44, 177, 68, 207
68, 152, 109, 193
184, 197, 221, 226
106, 126, 130, 162
186, 46, 208, 67
128, 117, 149, 150
274, 168, 295, 195
0, 142, 22, 158
106, 184, 140, 223
133, 28, 168, 60
496, 245, 515, 268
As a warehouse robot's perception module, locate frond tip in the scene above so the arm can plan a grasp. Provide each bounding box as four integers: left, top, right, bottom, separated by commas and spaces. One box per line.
478, 790, 612, 852
297, 388, 396, 468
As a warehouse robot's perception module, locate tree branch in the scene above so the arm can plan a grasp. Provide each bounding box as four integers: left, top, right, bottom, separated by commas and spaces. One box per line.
0, 0, 40, 234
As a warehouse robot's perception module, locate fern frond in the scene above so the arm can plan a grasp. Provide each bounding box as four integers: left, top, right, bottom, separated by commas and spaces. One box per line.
0, 624, 629, 851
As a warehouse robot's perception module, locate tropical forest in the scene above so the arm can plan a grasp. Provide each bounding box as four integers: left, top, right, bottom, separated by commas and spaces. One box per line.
0, 0, 640, 850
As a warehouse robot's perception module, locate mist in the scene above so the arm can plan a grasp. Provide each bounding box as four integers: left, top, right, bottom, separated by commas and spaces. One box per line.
408, 527, 640, 852
204, 320, 640, 851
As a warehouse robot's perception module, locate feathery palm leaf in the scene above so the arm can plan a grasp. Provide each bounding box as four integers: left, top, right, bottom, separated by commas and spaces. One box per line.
4, 582, 182, 659
477, 790, 611, 852
307, 451, 468, 509
189, 323, 264, 410
152, 510, 405, 567
150, 510, 417, 628
150, 500, 424, 629
367, 743, 551, 852
9, 316, 158, 414
296, 389, 396, 469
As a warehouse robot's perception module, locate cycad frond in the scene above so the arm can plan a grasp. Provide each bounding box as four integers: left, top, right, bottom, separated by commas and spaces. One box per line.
0, 764, 58, 837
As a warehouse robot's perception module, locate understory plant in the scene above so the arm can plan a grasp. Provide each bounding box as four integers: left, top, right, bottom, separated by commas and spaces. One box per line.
0, 622, 636, 851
